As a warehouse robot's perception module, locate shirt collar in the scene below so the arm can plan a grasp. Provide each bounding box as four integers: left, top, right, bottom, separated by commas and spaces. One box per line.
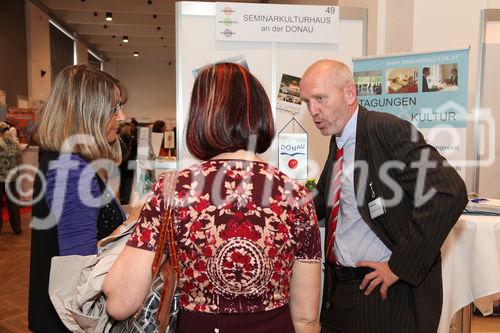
336, 106, 359, 149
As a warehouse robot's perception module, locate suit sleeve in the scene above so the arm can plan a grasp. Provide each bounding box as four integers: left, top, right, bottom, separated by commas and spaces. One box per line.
314, 136, 336, 222
378, 118, 468, 286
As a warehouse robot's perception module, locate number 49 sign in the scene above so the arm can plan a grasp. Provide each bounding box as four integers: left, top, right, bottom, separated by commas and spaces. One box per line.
215, 3, 339, 44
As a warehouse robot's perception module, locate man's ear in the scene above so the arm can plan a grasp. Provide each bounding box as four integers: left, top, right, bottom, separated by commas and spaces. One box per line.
344, 83, 357, 105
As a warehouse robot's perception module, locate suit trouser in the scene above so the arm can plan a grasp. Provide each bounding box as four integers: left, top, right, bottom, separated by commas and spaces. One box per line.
320, 263, 417, 333
0, 181, 21, 234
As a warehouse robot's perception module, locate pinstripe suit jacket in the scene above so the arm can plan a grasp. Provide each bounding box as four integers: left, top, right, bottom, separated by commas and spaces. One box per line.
315, 106, 468, 331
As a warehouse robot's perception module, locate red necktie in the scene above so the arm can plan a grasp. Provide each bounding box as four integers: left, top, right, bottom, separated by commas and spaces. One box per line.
325, 147, 343, 264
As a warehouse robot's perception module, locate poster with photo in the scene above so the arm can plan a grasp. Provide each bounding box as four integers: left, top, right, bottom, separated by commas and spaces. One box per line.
386, 67, 418, 94
422, 63, 458, 92
277, 74, 303, 114
278, 133, 307, 180
354, 70, 383, 96
353, 48, 469, 178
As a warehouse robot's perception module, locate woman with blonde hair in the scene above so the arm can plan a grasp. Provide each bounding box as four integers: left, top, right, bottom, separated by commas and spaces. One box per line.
0, 122, 22, 234
28, 65, 128, 333
104, 63, 322, 333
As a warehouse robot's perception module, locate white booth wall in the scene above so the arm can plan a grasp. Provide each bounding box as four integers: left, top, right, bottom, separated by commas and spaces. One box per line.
175, 2, 365, 180
478, 19, 500, 197
478, 43, 500, 197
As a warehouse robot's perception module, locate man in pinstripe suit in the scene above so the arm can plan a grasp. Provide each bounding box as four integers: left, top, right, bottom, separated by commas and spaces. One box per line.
300, 60, 467, 333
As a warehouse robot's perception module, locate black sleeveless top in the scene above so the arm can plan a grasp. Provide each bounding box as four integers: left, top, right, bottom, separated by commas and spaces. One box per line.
28, 149, 125, 333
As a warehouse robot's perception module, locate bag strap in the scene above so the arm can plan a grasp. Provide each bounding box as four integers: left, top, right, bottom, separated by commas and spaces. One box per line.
151, 170, 179, 278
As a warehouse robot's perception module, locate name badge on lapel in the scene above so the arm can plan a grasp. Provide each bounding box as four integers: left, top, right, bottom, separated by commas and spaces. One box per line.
369, 197, 386, 219
367, 181, 386, 219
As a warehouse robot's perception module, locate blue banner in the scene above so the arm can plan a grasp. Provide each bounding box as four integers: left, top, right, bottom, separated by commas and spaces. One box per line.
353, 48, 469, 178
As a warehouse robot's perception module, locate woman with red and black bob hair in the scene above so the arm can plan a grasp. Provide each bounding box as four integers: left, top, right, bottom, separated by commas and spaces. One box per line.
186, 62, 274, 160
105, 63, 322, 333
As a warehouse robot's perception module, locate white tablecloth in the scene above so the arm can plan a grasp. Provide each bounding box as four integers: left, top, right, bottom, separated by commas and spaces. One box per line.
438, 214, 500, 333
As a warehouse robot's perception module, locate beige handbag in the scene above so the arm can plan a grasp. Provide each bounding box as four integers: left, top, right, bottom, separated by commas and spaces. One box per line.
49, 170, 179, 333
49, 222, 137, 333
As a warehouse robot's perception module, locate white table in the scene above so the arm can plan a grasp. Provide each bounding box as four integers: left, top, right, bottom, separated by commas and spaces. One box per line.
434, 82, 458, 92
438, 214, 500, 333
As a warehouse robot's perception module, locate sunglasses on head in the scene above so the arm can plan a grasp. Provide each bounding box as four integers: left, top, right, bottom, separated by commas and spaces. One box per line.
111, 102, 125, 113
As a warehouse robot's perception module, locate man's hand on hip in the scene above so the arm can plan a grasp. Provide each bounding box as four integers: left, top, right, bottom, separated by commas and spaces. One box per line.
356, 261, 399, 301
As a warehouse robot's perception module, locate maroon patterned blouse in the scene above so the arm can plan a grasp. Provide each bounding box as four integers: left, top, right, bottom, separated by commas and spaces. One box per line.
127, 160, 321, 314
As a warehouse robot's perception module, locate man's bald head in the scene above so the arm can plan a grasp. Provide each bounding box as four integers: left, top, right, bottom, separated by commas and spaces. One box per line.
302, 59, 355, 90
299, 59, 358, 137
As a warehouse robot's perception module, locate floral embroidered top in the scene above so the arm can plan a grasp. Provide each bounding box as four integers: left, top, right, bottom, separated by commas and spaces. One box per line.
127, 160, 321, 314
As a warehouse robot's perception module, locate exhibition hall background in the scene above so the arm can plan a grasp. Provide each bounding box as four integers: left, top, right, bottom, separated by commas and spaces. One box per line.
2, 0, 500, 195
1, 1, 500, 332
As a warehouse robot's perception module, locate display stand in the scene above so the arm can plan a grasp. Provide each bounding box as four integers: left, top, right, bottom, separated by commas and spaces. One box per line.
175, 2, 367, 179
175, 0, 367, 316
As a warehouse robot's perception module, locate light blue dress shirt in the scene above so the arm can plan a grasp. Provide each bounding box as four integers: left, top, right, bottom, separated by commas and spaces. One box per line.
333, 107, 392, 267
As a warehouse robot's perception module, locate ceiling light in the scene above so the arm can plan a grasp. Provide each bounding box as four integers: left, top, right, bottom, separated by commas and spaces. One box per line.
123, 36, 129, 43
133, 51, 139, 57
105, 12, 112, 21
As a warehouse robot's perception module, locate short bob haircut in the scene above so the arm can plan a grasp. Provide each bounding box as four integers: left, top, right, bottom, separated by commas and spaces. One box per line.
36, 65, 127, 163
186, 62, 275, 160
